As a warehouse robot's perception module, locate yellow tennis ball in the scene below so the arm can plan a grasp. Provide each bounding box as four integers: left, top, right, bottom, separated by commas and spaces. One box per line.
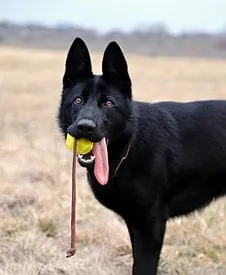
76, 138, 93, 154
66, 133, 75, 151
66, 134, 93, 154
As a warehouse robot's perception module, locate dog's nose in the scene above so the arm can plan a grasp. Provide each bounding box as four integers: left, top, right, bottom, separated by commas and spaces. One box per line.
76, 119, 96, 135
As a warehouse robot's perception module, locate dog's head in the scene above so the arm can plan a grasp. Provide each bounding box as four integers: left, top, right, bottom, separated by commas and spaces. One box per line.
58, 38, 133, 179
58, 37, 133, 142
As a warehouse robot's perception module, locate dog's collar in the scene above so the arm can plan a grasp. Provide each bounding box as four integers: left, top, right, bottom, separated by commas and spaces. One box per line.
112, 142, 131, 178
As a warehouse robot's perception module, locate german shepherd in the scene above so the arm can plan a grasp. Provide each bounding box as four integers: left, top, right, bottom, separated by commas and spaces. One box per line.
58, 37, 226, 275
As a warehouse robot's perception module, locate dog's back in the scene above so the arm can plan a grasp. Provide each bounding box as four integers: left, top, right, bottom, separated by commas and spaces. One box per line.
133, 100, 226, 217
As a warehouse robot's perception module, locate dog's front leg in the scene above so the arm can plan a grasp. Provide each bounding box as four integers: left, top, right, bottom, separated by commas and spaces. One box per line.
128, 218, 166, 275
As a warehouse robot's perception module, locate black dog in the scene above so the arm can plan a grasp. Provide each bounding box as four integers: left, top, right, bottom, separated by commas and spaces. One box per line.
58, 37, 226, 275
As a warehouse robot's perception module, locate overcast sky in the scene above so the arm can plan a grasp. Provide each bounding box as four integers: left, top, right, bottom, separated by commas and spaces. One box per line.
1, 0, 226, 33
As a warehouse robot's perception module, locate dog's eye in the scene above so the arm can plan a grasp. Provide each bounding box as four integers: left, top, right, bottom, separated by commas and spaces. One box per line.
73, 96, 83, 105
103, 100, 114, 108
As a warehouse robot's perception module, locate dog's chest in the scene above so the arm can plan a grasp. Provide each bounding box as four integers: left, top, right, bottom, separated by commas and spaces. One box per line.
87, 172, 140, 218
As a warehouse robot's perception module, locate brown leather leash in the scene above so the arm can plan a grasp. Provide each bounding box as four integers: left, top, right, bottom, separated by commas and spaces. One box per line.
66, 140, 131, 258
66, 139, 77, 258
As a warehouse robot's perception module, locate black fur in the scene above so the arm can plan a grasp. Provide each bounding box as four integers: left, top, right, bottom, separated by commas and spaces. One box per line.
58, 37, 226, 275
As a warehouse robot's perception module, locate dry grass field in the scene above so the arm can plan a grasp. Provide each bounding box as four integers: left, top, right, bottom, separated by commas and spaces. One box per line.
0, 45, 226, 275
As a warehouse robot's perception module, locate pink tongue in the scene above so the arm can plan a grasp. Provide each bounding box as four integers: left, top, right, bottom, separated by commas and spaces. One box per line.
93, 138, 109, 185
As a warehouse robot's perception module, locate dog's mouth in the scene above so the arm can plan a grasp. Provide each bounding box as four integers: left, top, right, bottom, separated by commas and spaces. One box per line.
77, 138, 109, 185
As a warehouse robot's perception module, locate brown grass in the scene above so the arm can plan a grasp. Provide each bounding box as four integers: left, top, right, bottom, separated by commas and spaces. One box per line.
0, 46, 226, 275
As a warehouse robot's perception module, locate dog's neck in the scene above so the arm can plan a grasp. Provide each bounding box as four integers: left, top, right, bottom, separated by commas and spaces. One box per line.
111, 141, 131, 177
107, 122, 134, 178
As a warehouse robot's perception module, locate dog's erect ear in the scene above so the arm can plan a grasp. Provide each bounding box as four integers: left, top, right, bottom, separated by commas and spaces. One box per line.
102, 42, 131, 88
63, 37, 92, 86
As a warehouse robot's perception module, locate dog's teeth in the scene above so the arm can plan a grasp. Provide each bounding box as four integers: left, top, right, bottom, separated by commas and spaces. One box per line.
78, 154, 83, 160
77, 153, 95, 164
